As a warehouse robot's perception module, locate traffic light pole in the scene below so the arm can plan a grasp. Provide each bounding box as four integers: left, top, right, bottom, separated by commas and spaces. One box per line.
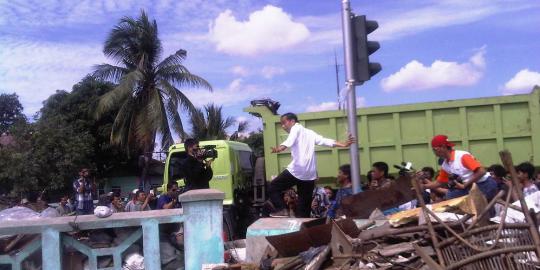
341, 0, 362, 194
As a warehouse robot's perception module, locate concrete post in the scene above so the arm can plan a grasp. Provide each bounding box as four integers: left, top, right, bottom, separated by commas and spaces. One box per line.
180, 189, 225, 270
42, 228, 62, 270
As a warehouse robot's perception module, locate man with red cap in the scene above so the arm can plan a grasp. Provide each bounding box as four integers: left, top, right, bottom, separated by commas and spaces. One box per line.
424, 135, 498, 202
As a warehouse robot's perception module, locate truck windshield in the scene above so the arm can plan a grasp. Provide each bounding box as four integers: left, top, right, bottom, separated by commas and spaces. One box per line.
238, 151, 253, 172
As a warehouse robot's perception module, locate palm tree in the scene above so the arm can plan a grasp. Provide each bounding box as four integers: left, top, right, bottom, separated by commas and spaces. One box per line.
93, 10, 211, 188
93, 10, 211, 153
189, 104, 237, 140
230, 120, 248, 141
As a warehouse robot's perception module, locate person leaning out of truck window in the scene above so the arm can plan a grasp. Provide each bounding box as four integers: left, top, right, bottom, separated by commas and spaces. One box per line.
182, 138, 214, 191
424, 135, 498, 202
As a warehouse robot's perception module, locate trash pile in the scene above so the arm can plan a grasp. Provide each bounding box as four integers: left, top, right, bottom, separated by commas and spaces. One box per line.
216, 150, 540, 270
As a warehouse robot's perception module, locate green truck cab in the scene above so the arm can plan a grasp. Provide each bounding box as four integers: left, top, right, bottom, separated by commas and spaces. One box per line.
162, 140, 256, 206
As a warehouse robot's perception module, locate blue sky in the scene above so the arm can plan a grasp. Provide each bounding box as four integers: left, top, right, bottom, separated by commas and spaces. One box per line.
1, 0, 540, 134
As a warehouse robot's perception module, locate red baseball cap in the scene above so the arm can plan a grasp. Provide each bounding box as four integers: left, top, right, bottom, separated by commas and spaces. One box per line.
431, 135, 455, 148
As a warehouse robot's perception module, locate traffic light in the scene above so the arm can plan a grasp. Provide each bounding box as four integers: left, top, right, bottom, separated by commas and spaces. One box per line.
352, 15, 381, 83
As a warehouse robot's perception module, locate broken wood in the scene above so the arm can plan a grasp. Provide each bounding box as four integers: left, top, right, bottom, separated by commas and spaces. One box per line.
304, 246, 330, 270
340, 175, 415, 218
358, 217, 469, 241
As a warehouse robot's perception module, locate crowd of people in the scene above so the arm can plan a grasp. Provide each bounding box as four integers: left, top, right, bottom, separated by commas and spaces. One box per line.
265, 113, 540, 219
16, 112, 540, 222
16, 137, 213, 217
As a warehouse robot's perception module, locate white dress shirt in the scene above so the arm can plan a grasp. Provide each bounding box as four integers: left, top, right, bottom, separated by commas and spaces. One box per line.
280, 123, 336, 180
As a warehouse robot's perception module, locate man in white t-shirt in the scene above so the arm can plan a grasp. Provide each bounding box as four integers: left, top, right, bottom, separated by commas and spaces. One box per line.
267, 112, 354, 217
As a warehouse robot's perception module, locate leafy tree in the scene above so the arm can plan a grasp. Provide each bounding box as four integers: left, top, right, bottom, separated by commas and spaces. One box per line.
92, 10, 211, 154
38, 77, 129, 177
240, 130, 264, 157
0, 93, 26, 134
0, 77, 130, 196
189, 104, 235, 140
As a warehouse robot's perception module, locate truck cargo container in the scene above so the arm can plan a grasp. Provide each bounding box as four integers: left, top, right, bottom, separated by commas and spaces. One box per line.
244, 87, 540, 184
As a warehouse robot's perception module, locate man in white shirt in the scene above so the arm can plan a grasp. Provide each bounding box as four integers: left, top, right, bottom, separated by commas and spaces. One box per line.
268, 112, 354, 217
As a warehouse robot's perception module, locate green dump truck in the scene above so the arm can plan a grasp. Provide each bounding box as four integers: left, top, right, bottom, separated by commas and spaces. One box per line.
244, 87, 540, 184
162, 140, 264, 238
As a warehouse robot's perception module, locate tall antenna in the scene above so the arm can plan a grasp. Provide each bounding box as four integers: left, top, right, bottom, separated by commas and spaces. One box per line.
334, 49, 341, 109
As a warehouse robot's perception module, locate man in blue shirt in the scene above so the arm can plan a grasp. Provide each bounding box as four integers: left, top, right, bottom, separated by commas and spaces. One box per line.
157, 183, 180, 209
327, 164, 354, 219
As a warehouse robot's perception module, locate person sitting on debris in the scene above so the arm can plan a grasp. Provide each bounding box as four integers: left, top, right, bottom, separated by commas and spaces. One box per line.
327, 164, 354, 219
368, 162, 392, 190
311, 186, 331, 218
56, 194, 73, 216
425, 135, 498, 202
157, 183, 180, 210
283, 188, 298, 217
266, 112, 355, 218
125, 190, 152, 212
362, 170, 374, 190
488, 164, 510, 197
324, 186, 335, 203
399, 167, 434, 211
515, 162, 539, 197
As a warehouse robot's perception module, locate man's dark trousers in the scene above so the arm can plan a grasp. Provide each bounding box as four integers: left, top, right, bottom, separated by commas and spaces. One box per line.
269, 170, 315, 218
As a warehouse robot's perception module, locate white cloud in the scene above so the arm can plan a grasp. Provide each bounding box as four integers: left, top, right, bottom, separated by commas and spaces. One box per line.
374, 1, 539, 41
381, 48, 486, 92
231, 66, 250, 77
503, 69, 540, 95
306, 97, 366, 112
260, 66, 285, 79
208, 5, 310, 56
184, 78, 287, 107
0, 38, 106, 115
232, 115, 262, 135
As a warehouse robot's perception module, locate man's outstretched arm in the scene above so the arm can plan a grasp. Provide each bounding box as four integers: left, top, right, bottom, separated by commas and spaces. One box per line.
333, 134, 356, 147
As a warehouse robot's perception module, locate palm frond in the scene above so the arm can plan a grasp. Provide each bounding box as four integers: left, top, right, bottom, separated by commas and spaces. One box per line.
156, 49, 187, 70
95, 70, 142, 119
92, 64, 128, 83
157, 93, 175, 148
159, 79, 196, 113
157, 65, 212, 90
165, 97, 186, 141
189, 107, 207, 139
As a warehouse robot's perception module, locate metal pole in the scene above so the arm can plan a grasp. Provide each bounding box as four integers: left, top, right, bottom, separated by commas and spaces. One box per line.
341, 0, 362, 193
334, 50, 341, 110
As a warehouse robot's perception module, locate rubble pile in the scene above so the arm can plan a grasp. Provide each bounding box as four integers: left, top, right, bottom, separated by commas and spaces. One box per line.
216, 150, 540, 270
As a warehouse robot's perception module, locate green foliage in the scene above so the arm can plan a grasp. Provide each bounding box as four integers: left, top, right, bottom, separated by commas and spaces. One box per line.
239, 130, 264, 157
189, 104, 235, 140
93, 10, 212, 154
0, 77, 129, 195
0, 93, 26, 134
